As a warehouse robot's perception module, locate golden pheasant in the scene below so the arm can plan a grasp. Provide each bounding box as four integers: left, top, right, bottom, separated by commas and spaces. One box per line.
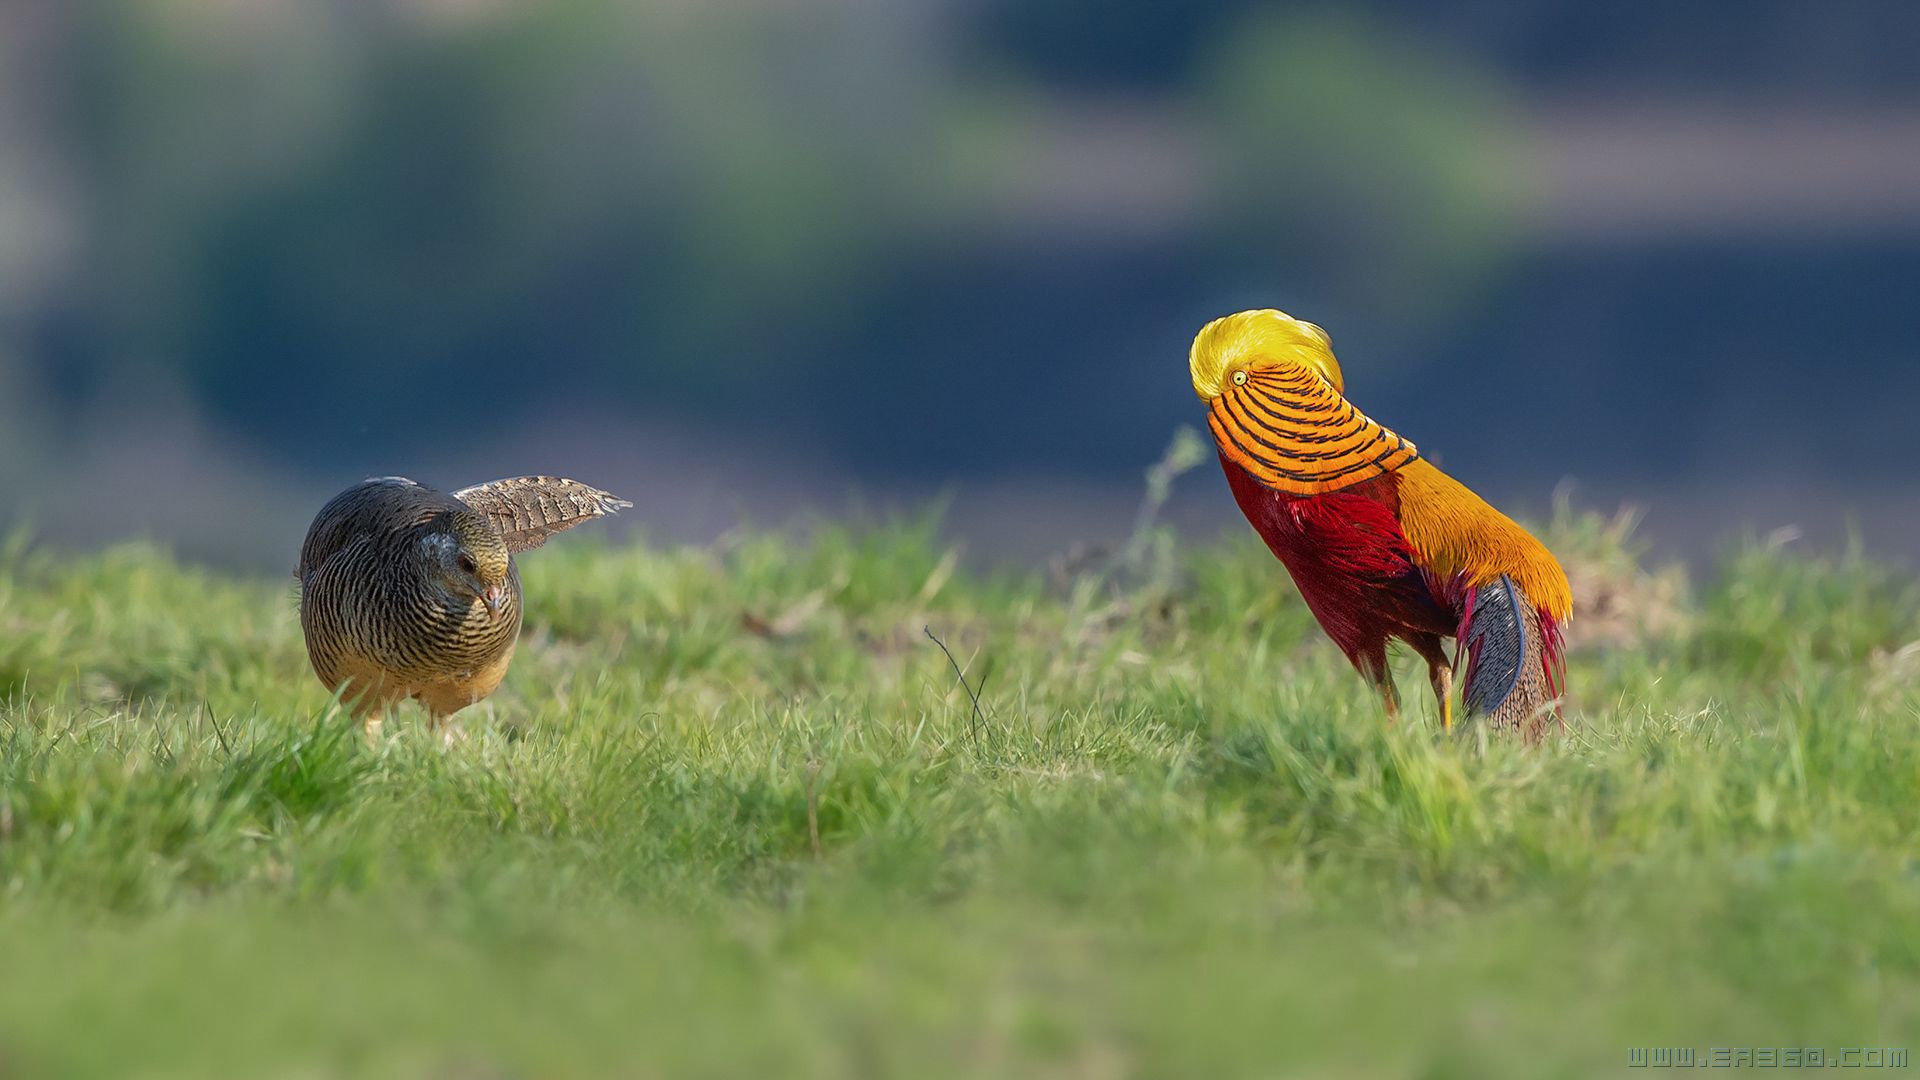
297, 475, 630, 734
1190, 310, 1571, 738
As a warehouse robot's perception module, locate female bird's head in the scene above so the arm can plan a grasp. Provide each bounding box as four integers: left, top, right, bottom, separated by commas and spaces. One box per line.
1189, 309, 1345, 401
422, 510, 513, 619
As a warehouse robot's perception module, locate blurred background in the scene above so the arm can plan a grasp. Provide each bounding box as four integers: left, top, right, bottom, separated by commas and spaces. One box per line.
1, 0, 1915, 571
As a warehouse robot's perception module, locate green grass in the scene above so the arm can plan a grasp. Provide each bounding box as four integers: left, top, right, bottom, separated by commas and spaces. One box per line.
1, 508, 1917, 1078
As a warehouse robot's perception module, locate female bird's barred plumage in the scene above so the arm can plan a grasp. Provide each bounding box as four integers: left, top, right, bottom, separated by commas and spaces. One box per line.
1191, 309, 1571, 739
297, 475, 629, 732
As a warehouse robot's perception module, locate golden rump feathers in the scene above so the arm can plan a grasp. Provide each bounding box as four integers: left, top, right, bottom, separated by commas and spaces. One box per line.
1395, 460, 1574, 622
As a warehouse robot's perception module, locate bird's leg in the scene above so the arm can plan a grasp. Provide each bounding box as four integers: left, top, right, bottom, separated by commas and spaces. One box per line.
425, 708, 469, 748
1409, 636, 1454, 733
1428, 661, 1453, 733
358, 697, 401, 743
1359, 650, 1399, 723
346, 688, 390, 743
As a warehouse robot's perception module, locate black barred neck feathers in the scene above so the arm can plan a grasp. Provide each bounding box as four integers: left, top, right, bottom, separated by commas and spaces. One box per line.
1190, 309, 1418, 496
1207, 365, 1419, 496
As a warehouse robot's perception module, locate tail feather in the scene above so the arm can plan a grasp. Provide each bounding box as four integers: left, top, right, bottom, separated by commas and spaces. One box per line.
451, 476, 631, 554
1460, 575, 1564, 739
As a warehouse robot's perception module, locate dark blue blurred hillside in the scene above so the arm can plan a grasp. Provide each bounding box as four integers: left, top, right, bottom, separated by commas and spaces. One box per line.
2, 2, 1916, 568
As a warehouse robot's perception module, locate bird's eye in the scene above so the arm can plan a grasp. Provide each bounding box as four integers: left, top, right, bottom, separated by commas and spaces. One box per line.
456, 554, 477, 575
1231, 370, 1248, 386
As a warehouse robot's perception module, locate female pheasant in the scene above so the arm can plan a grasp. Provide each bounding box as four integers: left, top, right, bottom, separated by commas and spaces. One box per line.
297, 475, 630, 734
1190, 310, 1571, 738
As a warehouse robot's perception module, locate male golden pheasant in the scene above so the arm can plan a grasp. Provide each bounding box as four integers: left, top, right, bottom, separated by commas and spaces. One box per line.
1190, 310, 1571, 737
298, 475, 629, 734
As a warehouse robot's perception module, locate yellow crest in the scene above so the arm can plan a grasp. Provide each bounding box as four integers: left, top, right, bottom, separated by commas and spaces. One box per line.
1190, 309, 1344, 399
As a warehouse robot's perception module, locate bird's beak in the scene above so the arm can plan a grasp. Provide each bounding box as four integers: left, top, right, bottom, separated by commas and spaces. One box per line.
482, 584, 507, 620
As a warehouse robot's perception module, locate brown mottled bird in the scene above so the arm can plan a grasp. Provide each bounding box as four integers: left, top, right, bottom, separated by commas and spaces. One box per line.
297, 475, 630, 734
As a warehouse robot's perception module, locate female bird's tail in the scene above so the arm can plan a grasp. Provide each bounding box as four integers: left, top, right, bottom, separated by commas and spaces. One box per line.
452, 476, 632, 553
1459, 575, 1566, 740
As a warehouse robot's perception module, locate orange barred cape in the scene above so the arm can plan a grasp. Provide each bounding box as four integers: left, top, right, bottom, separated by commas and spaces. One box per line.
1207, 366, 1418, 496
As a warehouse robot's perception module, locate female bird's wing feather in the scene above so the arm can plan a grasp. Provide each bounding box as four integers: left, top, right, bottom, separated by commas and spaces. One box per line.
452, 476, 632, 554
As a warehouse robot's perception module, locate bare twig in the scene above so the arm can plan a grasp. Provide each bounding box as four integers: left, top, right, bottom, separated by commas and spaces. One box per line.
1120, 426, 1207, 570
923, 625, 984, 750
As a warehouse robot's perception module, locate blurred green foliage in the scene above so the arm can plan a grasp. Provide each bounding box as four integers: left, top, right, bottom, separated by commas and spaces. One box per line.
38, 2, 1521, 442
1197, 9, 1524, 323
74, 5, 1005, 398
